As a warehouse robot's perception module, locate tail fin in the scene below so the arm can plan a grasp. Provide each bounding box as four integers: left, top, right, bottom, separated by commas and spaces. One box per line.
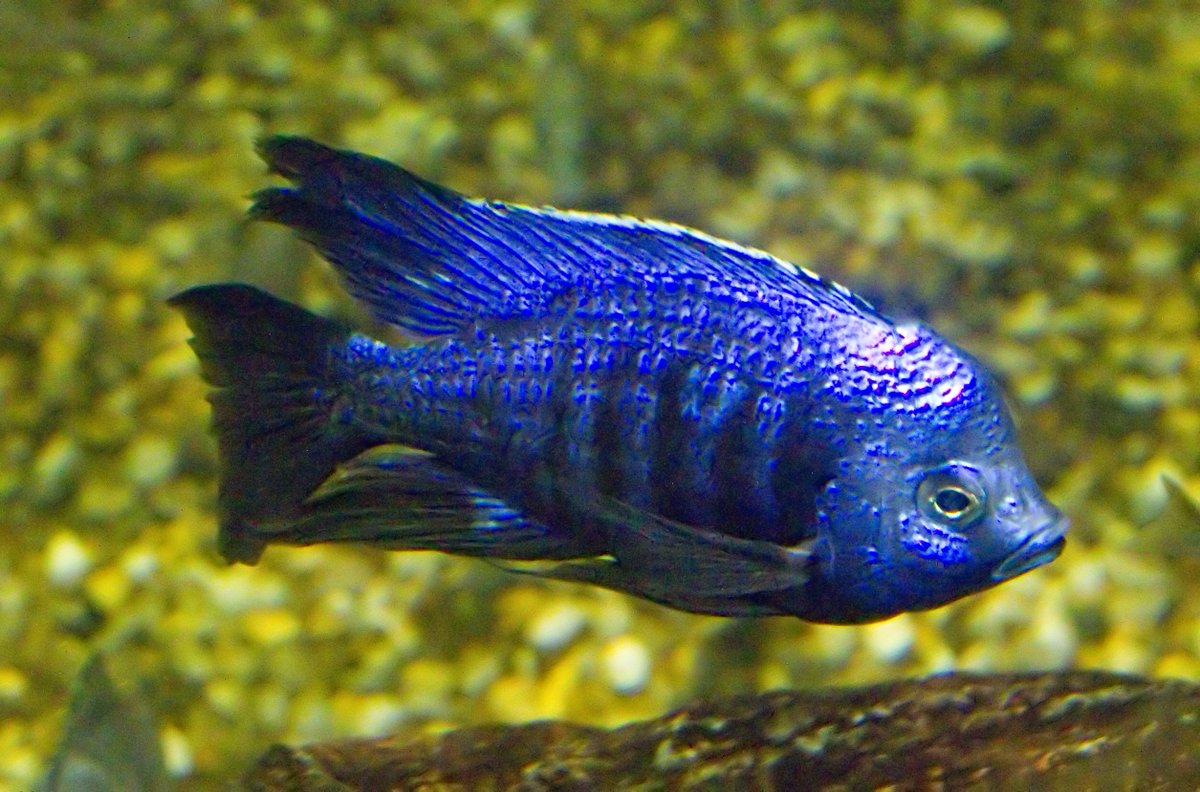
168, 284, 371, 563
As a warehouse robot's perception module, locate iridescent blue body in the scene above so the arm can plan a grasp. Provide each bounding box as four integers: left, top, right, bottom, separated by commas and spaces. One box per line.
171, 136, 1066, 623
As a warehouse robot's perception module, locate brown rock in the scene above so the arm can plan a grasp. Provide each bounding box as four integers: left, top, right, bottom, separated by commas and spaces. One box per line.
242, 671, 1200, 790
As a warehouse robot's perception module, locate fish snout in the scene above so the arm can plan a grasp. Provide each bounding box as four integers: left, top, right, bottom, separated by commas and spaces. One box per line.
990, 513, 1068, 581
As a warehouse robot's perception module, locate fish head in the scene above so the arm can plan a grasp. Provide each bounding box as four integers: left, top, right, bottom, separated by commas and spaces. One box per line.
891, 451, 1068, 601
805, 329, 1067, 623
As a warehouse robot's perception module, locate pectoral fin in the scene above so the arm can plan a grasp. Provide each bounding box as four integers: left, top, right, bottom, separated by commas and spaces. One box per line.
500, 497, 813, 616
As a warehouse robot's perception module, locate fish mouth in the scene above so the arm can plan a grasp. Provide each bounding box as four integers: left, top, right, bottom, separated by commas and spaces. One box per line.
991, 521, 1068, 581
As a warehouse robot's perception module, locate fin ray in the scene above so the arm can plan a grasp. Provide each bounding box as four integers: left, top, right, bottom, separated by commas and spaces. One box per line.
501, 496, 812, 616
257, 444, 578, 561
250, 136, 880, 336
168, 284, 371, 563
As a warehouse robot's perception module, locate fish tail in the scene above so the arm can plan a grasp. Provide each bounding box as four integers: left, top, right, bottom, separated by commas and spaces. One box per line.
168, 284, 371, 564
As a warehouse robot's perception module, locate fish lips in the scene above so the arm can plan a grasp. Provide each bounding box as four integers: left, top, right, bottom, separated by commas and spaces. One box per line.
991, 519, 1068, 581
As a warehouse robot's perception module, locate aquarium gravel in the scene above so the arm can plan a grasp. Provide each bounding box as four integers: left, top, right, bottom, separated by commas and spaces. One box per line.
2, 2, 1199, 788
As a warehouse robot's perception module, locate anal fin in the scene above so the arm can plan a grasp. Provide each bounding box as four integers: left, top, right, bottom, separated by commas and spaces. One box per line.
255, 444, 571, 560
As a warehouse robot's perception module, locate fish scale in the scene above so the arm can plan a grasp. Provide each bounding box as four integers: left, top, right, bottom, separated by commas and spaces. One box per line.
170, 136, 1067, 623
336, 280, 799, 543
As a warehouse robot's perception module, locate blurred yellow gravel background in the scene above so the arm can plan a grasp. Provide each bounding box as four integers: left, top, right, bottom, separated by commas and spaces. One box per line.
2, 2, 1199, 788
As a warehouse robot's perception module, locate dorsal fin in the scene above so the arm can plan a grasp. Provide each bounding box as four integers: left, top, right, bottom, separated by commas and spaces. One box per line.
251, 136, 880, 335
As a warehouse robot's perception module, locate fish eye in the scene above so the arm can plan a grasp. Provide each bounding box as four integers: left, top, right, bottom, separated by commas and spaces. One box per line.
917, 465, 986, 526
933, 486, 975, 517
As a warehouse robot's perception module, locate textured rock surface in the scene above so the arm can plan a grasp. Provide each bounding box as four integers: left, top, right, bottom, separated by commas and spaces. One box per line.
243, 671, 1200, 790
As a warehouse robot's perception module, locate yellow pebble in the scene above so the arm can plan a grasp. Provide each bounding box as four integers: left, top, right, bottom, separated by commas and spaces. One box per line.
192, 73, 237, 108
144, 342, 198, 383
85, 563, 132, 611
204, 677, 243, 719
241, 608, 301, 647
1001, 291, 1051, 339
1129, 233, 1180, 279
75, 475, 134, 521
109, 244, 158, 289
401, 658, 455, 712
757, 661, 790, 691
536, 648, 584, 717
0, 667, 28, 702
484, 674, 539, 721
1154, 652, 1200, 681
808, 76, 845, 119
111, 291, 146, 328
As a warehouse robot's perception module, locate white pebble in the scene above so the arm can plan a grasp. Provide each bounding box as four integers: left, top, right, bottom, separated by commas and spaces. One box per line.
255, 683, 291, 731
1029, 600, 1077, 668
811, 624, 859, 667
0, 666, 28, 703
525, 603, 588, 652
123, 433, 178, 489
862, 614, 915, 663
122, 548, 159, 583
161, 724, 194, 778
942, 6, 1011, 55
357, 696, 407, 736
30, 433, 81, 503
44, 530, 93, 589
601, 635, 651, 695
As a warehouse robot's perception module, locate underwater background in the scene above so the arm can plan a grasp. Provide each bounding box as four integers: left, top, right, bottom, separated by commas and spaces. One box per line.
2, 1, 1199, 788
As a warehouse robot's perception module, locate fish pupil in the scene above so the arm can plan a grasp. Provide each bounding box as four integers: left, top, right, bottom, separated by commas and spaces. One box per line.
934, 487, 972, 516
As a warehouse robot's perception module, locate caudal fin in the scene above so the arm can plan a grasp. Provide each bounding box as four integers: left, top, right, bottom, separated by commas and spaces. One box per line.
168, 284, 371, 563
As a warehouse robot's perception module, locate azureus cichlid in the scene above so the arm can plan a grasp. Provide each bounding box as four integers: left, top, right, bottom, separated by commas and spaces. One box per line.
170, 136, 1067, 624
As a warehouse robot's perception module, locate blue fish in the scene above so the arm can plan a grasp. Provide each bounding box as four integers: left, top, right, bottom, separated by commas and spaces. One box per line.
170, 136, 1067, 624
